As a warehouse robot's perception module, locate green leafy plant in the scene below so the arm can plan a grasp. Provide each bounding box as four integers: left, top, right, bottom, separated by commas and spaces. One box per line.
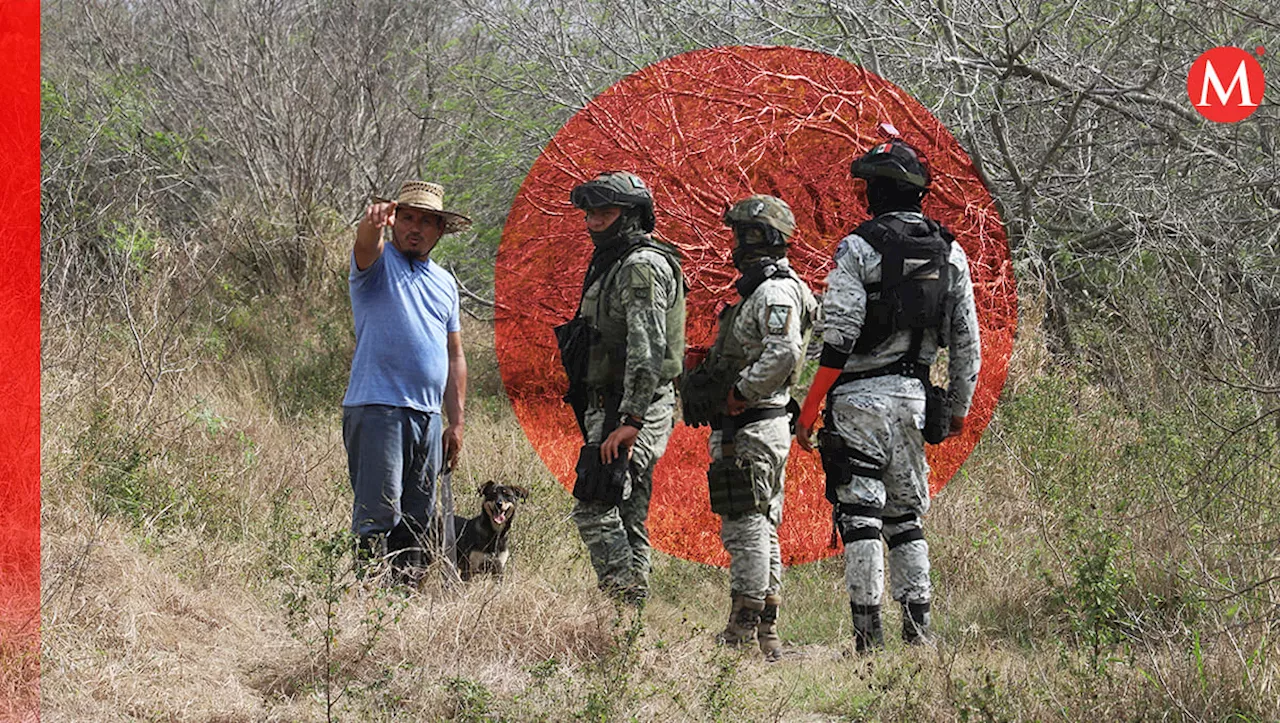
281, 530, 406, 723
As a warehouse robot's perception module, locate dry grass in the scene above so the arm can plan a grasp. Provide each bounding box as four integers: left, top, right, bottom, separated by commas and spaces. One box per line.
0, 606, 39, 721
38, 296, 1280, 721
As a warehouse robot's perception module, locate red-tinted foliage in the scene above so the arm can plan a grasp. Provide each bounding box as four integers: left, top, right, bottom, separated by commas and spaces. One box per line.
496, 47, 1016, 567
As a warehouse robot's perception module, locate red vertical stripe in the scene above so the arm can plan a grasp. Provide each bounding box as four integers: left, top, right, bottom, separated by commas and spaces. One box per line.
0, 0, 41, 629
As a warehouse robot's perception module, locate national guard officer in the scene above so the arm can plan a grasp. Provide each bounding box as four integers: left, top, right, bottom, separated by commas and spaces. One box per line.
795, 139, 982, 651
682, 195, 817, 660
556, 171, 686, 604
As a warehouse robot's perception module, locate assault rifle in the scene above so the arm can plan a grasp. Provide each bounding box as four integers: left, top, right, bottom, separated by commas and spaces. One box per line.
554, 317, 595, 439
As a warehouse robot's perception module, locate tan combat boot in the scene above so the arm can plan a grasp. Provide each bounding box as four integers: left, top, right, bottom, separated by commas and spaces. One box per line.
757, 594, 782, 661
716, 594, 764, 646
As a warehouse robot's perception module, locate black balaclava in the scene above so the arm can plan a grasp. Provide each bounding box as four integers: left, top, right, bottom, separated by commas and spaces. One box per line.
734, 251, 788, 298
583, 209, 646, 293
588, 208, 644, 248
731, 223, 787, 296
866, 177, 925, 216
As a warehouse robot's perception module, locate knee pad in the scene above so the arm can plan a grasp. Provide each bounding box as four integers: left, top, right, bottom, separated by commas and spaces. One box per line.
834, 502, 884, 545
882, 513, 924, 550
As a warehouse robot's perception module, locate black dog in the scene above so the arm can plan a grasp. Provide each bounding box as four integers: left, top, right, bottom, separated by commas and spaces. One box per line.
453, 481, 529, 581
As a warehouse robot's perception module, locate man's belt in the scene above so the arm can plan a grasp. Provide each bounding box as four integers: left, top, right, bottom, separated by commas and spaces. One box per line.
833, 360, 930, 390
589, 389, 666, 408
710, 406, 789, 431
712, 405, 790, 459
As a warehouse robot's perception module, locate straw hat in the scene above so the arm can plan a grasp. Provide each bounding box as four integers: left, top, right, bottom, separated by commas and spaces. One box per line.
376, 181, 473, 234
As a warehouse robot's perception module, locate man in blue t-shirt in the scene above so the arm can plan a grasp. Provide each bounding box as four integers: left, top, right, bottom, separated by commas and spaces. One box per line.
343, 180, 471, 584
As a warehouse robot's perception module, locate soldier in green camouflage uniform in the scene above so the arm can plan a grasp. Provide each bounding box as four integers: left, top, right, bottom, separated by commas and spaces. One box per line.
565, 172, 685, 603
684, 196, 817, 660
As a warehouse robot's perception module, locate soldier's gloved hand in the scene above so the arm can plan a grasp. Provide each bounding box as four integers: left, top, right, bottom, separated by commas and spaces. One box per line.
600, 424, 639, 464
795, 421, 816, 452
948, 415, 966, 438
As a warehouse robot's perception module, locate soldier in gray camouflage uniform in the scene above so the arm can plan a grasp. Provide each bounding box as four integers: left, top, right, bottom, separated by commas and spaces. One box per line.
563, 172, 686, 604
683, 195, 817, 660
796, 139, 981, 651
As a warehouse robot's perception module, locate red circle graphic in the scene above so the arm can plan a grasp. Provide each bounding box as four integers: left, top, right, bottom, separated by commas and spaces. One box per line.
1187, 46, 1265, 123
495, 47, 1016, 567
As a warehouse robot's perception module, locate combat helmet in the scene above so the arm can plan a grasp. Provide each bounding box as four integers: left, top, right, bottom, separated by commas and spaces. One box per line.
850, 139, 931, 190
570, 171, 656, 232
723, 194, 795, 251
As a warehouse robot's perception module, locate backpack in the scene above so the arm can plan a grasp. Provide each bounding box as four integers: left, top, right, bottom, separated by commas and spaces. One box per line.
851, 215, 953, 355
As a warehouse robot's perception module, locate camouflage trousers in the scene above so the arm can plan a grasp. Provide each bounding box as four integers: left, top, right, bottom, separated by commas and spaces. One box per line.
711, 413, 789, 603
829, 376, 932, 607
572, 384, 676, 593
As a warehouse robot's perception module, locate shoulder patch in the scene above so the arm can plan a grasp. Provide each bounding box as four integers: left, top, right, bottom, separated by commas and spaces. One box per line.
626, 261, 655, 302
627, 261, 655, 286
833, 239, 850, 262
766, 304, 792, 335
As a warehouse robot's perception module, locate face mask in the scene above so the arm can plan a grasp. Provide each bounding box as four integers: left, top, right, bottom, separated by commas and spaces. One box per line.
587, 213, 626, 246
734, 256, 782, 297
731, 224, 783, 269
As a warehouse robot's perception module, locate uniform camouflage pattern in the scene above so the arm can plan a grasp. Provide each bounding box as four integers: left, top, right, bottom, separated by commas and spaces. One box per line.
727, 261, 817, 405
580, 244, 685, 419
822, 212, 981, 416
821, 210, 981, 611
712, 416, 788, 601
572, 384, 675, 592
573, 237, 684, 594
830, 375, 931, 605
710, 264, 817, 603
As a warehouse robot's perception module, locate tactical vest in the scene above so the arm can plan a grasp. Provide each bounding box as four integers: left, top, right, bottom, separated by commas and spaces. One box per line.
580, 239, 686, 389
682, 265, 813, 427
851, 215, 953, 355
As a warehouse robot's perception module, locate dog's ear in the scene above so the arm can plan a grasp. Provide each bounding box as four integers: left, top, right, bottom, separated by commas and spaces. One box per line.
511, 484, 531, 500
478, 481, 497, 496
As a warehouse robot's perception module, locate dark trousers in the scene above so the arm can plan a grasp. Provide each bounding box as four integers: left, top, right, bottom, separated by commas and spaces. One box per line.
343, 404, 454, 566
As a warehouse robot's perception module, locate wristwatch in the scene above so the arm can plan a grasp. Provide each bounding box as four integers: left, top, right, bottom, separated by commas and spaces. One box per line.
621, 414, 645, 430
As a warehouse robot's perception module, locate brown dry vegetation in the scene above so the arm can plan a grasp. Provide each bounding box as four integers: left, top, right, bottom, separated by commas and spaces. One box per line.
38, 303, 1280, 721
39, 0, 1279, 720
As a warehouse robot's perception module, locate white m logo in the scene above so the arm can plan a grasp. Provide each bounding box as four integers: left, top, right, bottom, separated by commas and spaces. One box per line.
1196, 59, 1259, 107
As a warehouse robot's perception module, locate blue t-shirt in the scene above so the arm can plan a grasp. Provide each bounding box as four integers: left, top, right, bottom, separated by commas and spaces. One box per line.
342, 244, 460, 413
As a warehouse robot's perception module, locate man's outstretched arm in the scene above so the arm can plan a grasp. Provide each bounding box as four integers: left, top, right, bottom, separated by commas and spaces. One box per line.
354, 201, 394, 271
